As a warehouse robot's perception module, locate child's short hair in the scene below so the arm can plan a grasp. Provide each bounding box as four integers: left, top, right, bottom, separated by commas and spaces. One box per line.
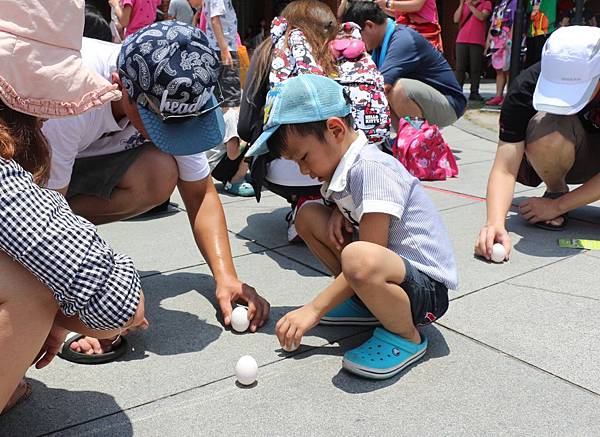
266, 114, 354, 157
343, 1, 388, 29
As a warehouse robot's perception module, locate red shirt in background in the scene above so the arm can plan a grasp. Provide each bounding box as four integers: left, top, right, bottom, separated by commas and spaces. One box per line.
456, 0, 493, 46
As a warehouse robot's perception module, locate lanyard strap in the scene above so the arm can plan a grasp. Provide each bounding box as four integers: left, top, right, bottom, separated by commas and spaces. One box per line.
372, 18, 396, 69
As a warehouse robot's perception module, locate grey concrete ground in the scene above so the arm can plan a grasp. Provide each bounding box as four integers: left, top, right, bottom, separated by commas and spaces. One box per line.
2, 92, 600, 436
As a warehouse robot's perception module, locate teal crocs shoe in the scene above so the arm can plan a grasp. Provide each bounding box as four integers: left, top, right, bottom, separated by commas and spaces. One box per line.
320, 297, 380, 326
224, 181, 255, 197
342, 327, 427, 379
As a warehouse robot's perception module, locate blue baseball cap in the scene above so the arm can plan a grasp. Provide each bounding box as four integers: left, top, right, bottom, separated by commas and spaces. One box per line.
118, 21, 225, 156
245, 74, 352, 157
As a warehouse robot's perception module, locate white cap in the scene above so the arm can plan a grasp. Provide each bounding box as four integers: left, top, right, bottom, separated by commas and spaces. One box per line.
533, 26, 600, 115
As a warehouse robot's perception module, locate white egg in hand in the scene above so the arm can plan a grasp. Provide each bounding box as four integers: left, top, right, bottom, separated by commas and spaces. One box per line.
491, 243, 506, 263
235, 355, 258, 386
282, 343, 299, 352
231, 306, 250, 332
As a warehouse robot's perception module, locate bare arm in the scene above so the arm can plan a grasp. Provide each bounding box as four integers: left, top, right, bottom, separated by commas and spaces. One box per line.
467, 1, 491, 21
376, 0, 428, 14
475, 140, 524, 259
109, 0, 132, 28
338, 0, 349, 20
454, 0, 465, 23
211, 15, 233, 66
178, 177, 269, 330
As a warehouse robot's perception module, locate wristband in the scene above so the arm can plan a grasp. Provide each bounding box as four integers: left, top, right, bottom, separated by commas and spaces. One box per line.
386, 0, 393, 8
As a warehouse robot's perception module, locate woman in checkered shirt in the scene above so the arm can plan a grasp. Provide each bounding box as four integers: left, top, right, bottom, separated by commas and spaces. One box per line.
0, 1, 147, 414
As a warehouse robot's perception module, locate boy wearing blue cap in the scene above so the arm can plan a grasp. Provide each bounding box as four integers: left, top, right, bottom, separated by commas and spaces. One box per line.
247, 74, 457, 379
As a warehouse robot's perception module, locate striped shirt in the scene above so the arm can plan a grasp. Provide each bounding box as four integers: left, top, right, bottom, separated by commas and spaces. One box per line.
321, 132, 458, 289
0, 158, 141, 330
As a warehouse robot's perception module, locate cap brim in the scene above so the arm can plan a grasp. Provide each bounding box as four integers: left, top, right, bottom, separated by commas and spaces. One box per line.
139, 95, 225, 156
533, 76, 599, 115
0, 33, 121, 118
245, 125, 280, 157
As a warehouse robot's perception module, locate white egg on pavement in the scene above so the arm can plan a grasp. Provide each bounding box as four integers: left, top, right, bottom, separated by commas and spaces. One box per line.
491, 243, 506, 263
282, 343, 299, 352
235, 355, 258, 386
231, 306, 250, 332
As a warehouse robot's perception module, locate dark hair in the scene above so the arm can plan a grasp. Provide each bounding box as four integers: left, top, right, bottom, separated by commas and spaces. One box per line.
84, 6, 113, 42
266, 114, 354, 157
0, 100, 51, 185
343, 1, 388, 29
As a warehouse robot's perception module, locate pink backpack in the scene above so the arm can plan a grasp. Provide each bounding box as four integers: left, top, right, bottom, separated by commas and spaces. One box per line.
392, 118, 459, 181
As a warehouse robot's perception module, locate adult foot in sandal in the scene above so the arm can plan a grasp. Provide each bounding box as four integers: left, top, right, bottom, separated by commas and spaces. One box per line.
1, 379, 32, 415
59, 334, 129, 365
519, 191, 569, 231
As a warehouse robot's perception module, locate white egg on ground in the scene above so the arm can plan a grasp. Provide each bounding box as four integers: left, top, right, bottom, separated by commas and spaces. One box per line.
235, 355, 258, 386
231, 306, 250, 332
491, 243, 506, 263
282, 343, 299, 352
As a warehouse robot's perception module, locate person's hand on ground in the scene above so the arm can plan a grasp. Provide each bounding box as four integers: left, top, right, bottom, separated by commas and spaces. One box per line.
216, 279, 270, 332
519, 196, 565, 226
34, 323, 69, 369
220, 49, 233, 67
475, 224, 511, 260
275, 305, 321, 351
328, 208, 353, 251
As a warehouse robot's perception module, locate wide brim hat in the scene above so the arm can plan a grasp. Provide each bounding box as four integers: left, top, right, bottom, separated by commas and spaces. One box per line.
0, 0, 121, 118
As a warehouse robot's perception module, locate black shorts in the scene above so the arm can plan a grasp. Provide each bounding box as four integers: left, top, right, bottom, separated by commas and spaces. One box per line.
400, 259, 449, 326
216, 51, 241, 107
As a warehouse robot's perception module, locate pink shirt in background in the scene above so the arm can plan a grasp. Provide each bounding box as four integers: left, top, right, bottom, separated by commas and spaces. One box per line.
122, 0, 161, 37
456, 1, 492, 46
397, 0, 439, 24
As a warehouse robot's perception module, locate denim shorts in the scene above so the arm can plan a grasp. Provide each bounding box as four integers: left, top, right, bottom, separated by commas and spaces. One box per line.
399, 259, 449, 326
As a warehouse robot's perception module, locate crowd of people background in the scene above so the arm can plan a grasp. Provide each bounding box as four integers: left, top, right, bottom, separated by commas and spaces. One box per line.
0, 0, 599, 417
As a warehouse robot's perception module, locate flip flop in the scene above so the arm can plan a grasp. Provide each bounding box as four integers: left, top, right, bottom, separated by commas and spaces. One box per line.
342, 328, 427, 379
535, 191, 568, 231
1, 380, 32, 415
58, 334, 128, 365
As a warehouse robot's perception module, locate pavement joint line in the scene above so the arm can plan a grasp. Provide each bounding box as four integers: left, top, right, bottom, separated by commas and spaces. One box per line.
454, 158, 495, 167
504, 281, 600, 302
449, 253, 582, 302
38, 330, 372, 436
434, 323, 600, 399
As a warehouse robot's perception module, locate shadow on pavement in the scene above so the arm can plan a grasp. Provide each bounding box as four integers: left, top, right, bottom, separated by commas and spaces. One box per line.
331, 325, 450, 394
117, 270, 224, 362
0, 379, 133, 437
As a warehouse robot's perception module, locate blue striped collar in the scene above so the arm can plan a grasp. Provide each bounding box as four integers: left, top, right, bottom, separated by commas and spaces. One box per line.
322, 131, 368, 198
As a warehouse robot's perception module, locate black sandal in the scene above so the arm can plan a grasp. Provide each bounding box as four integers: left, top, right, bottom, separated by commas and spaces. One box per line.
58, 334, 128, 365
534, 191, 568, 231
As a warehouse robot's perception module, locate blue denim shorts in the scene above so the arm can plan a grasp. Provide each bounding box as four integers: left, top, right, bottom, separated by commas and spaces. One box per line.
399, 259, 449, 326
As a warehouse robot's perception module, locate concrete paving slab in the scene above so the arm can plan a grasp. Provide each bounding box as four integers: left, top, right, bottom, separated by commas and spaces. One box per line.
449, 147, 495, 166
98, 210, 262, 277
53, 325, 600, 437
2, 252, 369, 436
439, 203, 593, 297
440, 280, 600, 393
272, 244, 329, 275
507, 253, 600, 300
223, 194, 291, 248
451, 136, 498, 154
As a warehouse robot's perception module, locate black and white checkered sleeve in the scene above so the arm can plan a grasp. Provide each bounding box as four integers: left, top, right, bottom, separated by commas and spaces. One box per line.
0, 158, 141, 330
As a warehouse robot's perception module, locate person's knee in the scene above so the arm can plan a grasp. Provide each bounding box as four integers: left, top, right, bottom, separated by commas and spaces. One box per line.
526, 113, 577, 153
133, 147, 178, 206
341, 242, 379, 287
294, 203, 321, 239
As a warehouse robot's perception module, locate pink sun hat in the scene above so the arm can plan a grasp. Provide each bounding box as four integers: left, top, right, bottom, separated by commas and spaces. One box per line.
0, 0, 121, 118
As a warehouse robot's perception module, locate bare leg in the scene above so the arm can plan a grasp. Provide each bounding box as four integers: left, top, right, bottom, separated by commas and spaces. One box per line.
387, 81, 424, 130
496, 71, 508, 97
68, 145, 179, 225
341, 242, 420, 343
0, 252, 57, 411
295, 203, 350, 276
